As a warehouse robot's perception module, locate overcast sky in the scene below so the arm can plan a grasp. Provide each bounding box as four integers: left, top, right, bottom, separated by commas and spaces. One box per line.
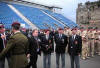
23, 0, 98, 22
61, 0, 98, 22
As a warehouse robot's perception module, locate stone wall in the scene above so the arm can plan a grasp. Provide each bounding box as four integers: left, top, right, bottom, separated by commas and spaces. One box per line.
76, 0, 100, 29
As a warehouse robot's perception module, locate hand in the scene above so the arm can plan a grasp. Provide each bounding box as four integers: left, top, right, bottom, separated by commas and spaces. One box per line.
1, 35, 6, 39
27, 54, 30, 58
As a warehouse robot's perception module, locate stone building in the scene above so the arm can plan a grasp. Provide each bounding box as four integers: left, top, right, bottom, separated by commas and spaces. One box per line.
76, 0, 100, 29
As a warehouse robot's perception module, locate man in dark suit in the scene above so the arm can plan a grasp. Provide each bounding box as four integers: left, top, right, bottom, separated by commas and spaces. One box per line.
0, 24, 11, 68
55, 28, 68, 68
41, 29, 54, 68
27, 29, 41, 68
0, 24, 6, 68
68, 27, 82, 68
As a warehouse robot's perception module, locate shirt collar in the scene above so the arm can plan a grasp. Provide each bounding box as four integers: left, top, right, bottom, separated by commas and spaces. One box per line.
14, 31, 20, 34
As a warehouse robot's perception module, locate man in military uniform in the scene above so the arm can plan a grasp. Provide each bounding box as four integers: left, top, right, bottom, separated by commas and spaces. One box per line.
0, 22, 29, 68
93, 27, 99, 55
88, 27, 95, 57
95, 29, 100, 56
98, 31, 100, 55
80, 27, 88, 60
86, 28, 90, 58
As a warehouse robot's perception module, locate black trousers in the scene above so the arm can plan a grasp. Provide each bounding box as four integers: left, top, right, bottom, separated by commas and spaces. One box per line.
27, 54, 38, 68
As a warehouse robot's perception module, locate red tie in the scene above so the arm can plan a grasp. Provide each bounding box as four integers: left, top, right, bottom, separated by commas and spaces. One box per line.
3, 33, 7, 48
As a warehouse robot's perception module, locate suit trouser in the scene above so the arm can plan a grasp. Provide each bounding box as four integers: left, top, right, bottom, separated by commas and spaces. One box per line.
0, 55, 10, 68
0, 57, 5, 68
27, 54, 38, 68
43, 53, 51, 68
6, 54, 11, 68
56, 53, 65, 68
70, 55, 80, 68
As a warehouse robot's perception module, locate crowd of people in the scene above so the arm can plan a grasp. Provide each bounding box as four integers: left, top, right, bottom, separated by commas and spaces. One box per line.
64, 27, 100, 59
0, 22, 100, 68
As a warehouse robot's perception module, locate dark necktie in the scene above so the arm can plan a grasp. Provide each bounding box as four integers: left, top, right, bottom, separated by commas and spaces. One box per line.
34, 36, 40, 52
72, 35, 74, 41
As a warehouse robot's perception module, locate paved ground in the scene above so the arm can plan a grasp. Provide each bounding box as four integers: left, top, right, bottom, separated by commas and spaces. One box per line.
5, 53, 100, 68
